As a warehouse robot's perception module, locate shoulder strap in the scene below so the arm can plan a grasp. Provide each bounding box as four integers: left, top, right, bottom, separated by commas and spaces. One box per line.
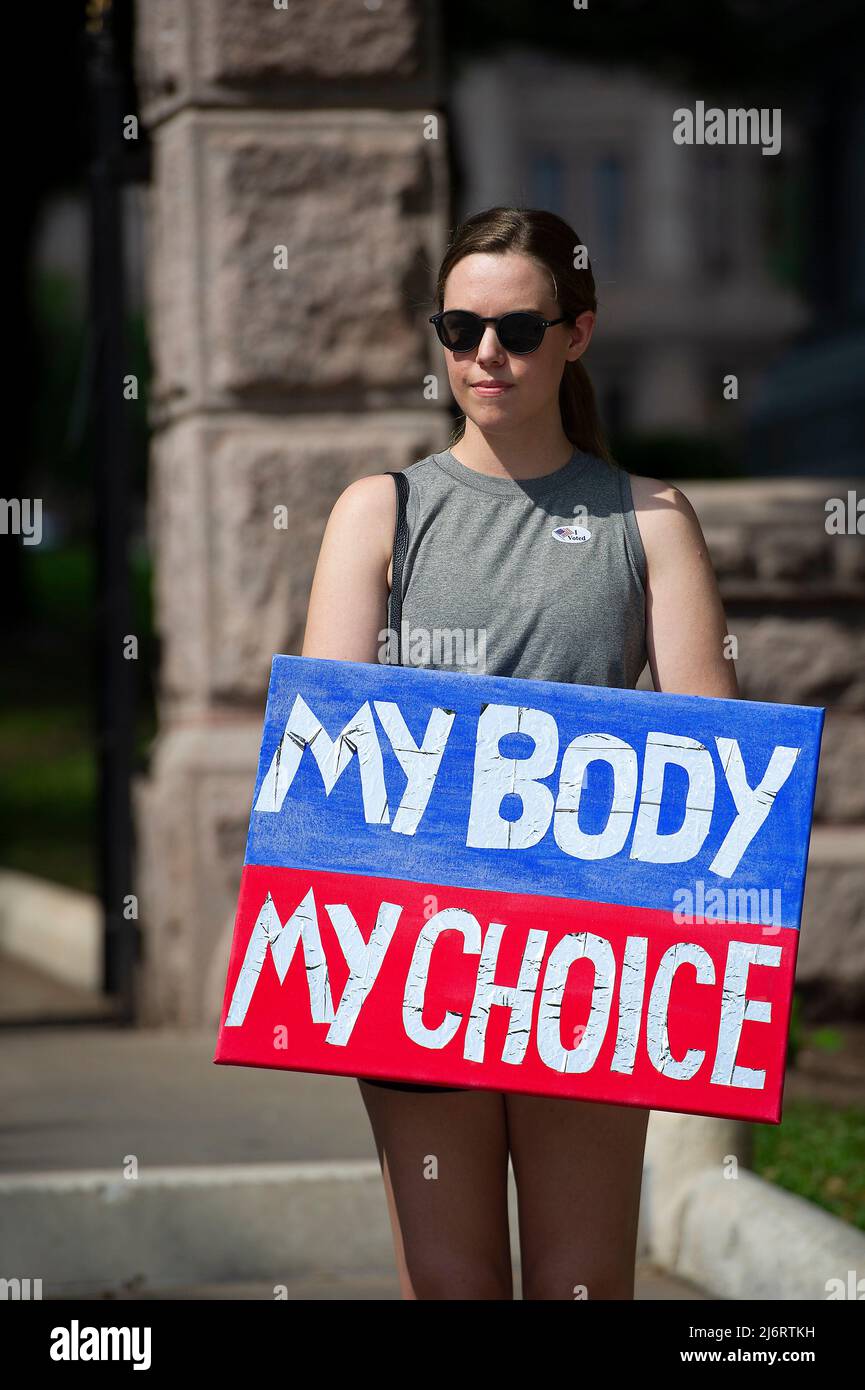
386, 470, 410, 664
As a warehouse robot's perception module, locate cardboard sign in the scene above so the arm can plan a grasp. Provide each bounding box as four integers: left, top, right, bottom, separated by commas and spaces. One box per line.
213, 655, 824, 1122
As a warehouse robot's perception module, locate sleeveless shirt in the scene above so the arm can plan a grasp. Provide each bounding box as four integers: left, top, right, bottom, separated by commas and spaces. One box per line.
387, 446, 648, 689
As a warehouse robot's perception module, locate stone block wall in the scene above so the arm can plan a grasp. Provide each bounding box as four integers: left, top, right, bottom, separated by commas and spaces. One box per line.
133, 0, 451, 1025
685, 478, 865, 1016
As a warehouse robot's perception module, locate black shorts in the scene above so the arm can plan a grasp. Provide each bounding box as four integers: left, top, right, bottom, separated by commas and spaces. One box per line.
358, 1077, 465, 1093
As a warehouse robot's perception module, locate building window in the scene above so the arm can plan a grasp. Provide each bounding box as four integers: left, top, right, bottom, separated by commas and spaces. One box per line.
762, 155, 804, 291
530, 151, 565, 214
593, 155, 625, 272
698, 151, 732, 279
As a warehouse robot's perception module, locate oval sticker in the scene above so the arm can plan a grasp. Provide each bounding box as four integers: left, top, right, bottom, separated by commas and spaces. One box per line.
551, 524, 592, 543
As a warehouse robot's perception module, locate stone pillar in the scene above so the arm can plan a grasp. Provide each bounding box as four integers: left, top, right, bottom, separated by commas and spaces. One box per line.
132, 0, 450, 1025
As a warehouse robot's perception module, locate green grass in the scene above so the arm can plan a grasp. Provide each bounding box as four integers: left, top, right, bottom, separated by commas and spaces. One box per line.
0, 698, 157, 894
21, 541, 153, 636
753, 1100, 865, 1230
0, 542, 156, 893
0, 716, 94, 890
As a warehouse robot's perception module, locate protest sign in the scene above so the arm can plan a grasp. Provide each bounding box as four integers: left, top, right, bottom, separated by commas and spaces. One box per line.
213, 655, 824, 1121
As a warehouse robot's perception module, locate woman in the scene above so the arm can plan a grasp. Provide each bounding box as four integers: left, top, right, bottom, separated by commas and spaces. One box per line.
301, 206, 738, 1300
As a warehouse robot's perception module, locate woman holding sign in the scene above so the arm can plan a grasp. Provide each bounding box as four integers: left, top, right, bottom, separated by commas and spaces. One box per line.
301, 206, 738, 1299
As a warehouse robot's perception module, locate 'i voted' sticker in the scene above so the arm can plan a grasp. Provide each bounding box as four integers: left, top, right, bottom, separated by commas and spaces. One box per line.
551, 524, 592, 543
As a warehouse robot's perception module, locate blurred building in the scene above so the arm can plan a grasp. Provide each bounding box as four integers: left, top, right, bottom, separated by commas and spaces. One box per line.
451, 49, 807, 444
743, 14, 865, 476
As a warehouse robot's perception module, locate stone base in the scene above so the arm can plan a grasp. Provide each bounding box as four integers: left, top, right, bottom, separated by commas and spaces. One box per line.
134, 720, 263, 1028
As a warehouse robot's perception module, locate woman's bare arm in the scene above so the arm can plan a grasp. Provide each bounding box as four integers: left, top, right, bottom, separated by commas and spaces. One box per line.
301, 474, 397, 664
629, 473, 739, 699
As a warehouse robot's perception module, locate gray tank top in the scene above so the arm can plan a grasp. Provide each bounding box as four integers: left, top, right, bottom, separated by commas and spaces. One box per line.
388, 446, 648, 688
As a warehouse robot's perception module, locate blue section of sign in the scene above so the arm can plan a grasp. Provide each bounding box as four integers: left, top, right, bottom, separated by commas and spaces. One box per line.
243, 656, 824, 932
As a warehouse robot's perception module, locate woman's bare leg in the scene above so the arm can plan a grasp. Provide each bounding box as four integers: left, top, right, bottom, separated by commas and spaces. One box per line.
505, 1092, 650, 1301
357, 1081, 513, 1300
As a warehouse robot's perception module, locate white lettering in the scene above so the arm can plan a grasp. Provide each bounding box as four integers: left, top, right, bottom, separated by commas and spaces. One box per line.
630, 733, 715, 864
710, 738, 800, 876
466, 704, 558, 849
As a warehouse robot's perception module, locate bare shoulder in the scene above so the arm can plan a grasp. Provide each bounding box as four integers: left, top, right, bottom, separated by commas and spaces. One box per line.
622, 471, 735, 696
329, 472, 397, 530
625, 471, 709, 566
626, 471, 703, 526
323, 471, 397, 565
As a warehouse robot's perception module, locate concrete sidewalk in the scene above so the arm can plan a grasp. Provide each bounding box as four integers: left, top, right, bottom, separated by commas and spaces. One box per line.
0, 1020, 709, 1300
0, 1021, 378, 1172
57, 1264, 708, 1300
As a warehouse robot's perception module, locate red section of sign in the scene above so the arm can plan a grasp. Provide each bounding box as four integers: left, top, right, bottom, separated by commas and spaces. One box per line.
213, 863, 797, 1122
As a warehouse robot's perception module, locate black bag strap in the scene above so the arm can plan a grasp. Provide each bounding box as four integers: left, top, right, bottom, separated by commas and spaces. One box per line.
386, 470, 410, 664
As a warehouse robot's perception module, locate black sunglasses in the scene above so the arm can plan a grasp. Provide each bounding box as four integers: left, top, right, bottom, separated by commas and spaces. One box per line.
429, 309, 568, 355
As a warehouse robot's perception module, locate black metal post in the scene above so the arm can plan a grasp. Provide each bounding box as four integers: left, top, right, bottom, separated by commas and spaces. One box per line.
85, 0, 137, 1021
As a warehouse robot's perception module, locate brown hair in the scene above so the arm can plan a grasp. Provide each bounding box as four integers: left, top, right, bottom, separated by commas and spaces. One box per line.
434, 206, 615, 465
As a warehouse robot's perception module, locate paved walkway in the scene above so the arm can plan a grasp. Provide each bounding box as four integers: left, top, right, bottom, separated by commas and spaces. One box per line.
0, 964, 710, 1300
64, 1263, 708, 1300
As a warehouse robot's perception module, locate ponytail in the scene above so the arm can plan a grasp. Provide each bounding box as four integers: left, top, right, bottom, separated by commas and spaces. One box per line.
560, 358, 614, 465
